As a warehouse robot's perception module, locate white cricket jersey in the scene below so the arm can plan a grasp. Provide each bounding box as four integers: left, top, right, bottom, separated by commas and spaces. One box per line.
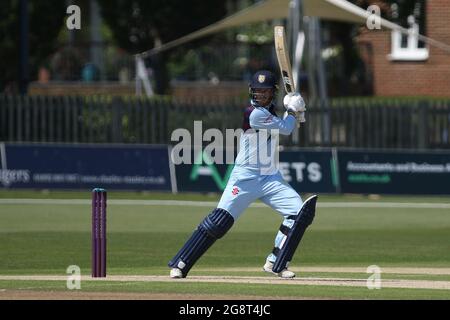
234, 102, 296, 176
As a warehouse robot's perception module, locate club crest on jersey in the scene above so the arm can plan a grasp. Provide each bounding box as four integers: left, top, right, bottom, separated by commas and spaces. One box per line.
231, 186, 239, 196
258, 75, 266, 83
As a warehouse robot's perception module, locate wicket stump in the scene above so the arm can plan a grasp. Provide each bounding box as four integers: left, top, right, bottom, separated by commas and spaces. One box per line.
92, 188, 107, 277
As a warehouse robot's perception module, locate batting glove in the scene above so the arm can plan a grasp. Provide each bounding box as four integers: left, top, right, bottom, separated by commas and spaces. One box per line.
283, 93, 306, 113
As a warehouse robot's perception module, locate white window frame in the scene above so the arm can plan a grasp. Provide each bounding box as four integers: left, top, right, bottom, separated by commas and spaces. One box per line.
388, 15, 429, 61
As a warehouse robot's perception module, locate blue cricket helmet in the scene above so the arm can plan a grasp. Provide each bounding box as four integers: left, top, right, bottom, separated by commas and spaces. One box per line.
249, 70, 277, 89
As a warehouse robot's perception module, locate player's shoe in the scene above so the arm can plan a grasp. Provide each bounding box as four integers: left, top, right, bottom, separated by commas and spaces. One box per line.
170, 268, 184, 279
263, 260, 295, 279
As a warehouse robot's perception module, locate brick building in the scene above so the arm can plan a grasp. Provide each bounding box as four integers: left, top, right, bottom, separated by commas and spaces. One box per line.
357, 0, 450, 97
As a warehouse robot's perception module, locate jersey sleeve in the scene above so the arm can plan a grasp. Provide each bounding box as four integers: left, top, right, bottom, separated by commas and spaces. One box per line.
249, 108, 296, 135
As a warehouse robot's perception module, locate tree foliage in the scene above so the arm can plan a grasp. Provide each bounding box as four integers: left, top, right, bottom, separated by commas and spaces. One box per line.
0, 0, 66, 92
97, 0, 228, 93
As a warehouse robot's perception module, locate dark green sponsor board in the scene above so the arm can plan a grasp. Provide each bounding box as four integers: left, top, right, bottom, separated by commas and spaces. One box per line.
279, 149, 337, 194
175, 149, 337, 194
338, 150, 450, 195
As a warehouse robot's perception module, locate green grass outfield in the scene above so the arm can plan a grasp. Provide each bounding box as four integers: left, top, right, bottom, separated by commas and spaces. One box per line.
0, 190, 449, 299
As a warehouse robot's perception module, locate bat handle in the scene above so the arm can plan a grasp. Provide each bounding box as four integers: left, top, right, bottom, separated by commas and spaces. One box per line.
298, 111, 306, 123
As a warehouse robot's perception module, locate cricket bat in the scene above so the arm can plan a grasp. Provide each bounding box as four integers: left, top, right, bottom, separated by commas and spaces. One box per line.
274, 25, 306, 123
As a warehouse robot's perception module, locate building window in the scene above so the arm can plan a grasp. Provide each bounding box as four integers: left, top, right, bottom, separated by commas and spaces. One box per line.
389, 15, 429, 61
388, 1, 428, 61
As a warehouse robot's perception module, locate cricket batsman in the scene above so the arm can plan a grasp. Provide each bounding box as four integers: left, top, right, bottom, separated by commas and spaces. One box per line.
169, 70, 318, 279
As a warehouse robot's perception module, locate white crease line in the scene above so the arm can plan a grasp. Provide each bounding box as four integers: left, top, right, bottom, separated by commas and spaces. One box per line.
0, 275, 449, 290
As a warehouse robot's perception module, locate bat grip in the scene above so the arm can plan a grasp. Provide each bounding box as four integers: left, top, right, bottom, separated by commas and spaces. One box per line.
298, 112, 306, 123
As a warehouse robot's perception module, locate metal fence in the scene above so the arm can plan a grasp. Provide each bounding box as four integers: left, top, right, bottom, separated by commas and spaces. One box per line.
306, 98, 450, 149
1, 95, 450, 149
